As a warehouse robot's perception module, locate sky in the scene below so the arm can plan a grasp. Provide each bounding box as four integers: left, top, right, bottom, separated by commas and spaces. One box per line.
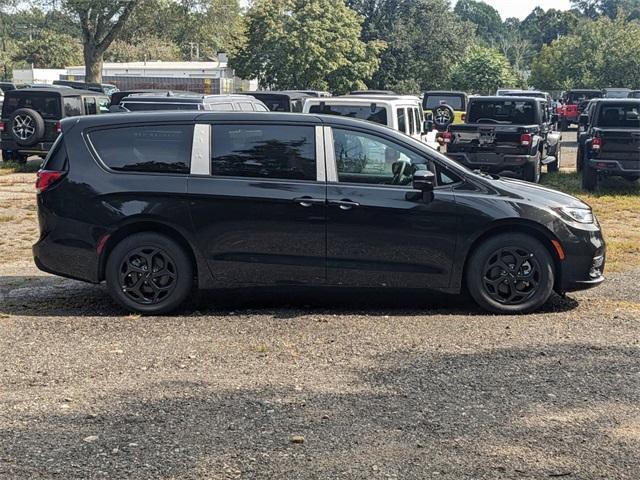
453, 0, 573, 20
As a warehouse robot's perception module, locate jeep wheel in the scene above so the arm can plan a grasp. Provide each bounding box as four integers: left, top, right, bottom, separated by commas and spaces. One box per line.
9, 108, 46, 147
560, 119, 568, 132
432, 104, 455, 130
581, 154, 598, 191
466, 233, 555, 314
522, 156, 541, 183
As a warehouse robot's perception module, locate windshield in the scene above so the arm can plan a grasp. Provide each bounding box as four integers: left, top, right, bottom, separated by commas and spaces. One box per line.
423, 95, 464, 111
121, 102, 200, 111
598, 103, 640, 128
308, 103, 388, 125
567, 91, 602, 103
468, 100, 536, 124
2, 92, 60, 119
604, 89, 631, 99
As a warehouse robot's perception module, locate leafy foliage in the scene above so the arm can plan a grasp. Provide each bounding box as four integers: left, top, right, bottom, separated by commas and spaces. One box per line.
454, 0, 504, 45
105, 36, 182, 63
230, 0, 384, 94
450, 45, 520, 95
530, 15, 640, 90
14, 30, 82, 68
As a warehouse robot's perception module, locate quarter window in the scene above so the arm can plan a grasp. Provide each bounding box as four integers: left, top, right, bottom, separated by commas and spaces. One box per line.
211, 125, 316, 181
89, 125, 193, 174
63, 96, 82, 117
397, 108, 407, 133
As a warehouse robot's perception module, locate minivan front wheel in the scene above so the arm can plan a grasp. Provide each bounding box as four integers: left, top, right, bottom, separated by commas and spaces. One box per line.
106, 232, 193, 314
466, 233, 555, 314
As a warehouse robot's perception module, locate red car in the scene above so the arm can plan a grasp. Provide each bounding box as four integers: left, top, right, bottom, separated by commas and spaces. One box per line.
557, 89, 602, 131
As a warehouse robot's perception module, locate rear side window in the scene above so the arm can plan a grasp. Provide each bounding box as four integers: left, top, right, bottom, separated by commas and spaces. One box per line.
238, 102, 254, 111
89, 125, 193, 174
84, 97, 97, 115
212, 124, 316, 181
397, 108, 406, 133
408, 108, 416, 134
2, 93, 61, 119
210, 103, 233, 111
43, 135, 67, 171
64, 97, 82, 117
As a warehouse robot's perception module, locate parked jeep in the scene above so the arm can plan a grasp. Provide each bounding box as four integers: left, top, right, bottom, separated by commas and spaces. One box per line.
1, 88, 109, 162
422, 91, 468, 131
557, 89, 603, 131
444, 96, 561, 183
580, 99, 640, 190
576, 99, 602, 171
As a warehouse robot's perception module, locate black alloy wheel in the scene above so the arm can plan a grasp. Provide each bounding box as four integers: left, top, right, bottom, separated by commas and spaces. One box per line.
481, 247, 541, 305
106, 232, 193, 314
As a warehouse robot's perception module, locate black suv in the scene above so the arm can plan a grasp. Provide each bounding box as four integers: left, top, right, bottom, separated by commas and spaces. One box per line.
579, 99, 640, 190
116, 92, 269, 112
34, 112, 605, 315
1, 88, 109, 162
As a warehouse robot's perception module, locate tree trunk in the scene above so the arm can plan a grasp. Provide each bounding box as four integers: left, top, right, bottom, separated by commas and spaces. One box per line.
84, 45, 103, 83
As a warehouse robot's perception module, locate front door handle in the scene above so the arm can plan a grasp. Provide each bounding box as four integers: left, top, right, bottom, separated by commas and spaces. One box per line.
329, 199, 360, 211
294, 197, 325, 208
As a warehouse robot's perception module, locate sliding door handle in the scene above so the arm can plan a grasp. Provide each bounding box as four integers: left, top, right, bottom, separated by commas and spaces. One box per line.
329, 199, 360, 210
294, 197, 325, 208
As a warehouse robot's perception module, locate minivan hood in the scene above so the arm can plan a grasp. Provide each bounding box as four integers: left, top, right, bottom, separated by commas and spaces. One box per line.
484, 175, 590, 209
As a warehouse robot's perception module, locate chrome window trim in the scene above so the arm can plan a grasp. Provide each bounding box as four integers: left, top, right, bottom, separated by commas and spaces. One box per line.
315, 125, 326, 182
190, 123, 211, 175
323, 126, 337, 182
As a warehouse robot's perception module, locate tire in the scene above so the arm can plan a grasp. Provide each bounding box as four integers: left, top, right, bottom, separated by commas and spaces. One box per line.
9, 108, 46, 146
105, 232, 194, 314
432, 104, 455, 130
547, 146, 561, 172
466, 233, 555, 314
1, 150, 27, 164
522, 155, 541, 183
560, 119, 568, 132
581, 154, 598, 191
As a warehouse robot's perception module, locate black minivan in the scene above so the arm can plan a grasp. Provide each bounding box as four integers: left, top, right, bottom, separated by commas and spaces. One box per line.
34, 112, 605, 314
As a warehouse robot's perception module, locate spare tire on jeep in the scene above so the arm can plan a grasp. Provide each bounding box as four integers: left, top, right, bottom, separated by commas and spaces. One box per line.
9, 108, 46, 146
432, 104, 455, 130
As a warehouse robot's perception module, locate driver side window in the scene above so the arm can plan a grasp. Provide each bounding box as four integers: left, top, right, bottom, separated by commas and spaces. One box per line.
332, 128, 428, 187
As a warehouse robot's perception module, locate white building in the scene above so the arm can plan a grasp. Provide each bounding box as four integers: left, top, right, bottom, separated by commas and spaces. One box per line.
13, 68, 68, 86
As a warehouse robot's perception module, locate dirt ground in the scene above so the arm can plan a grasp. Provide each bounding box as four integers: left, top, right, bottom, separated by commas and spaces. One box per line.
1, 132, 639, 479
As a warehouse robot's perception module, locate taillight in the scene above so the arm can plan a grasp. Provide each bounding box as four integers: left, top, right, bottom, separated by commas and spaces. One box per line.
520, 133, 532, 146
55, 121, 62, 134
591, 136, 602, 151
461, 113, 466, 122
36, 170, 64, 193
442, 131, 453, 144
0, 121, 5, 132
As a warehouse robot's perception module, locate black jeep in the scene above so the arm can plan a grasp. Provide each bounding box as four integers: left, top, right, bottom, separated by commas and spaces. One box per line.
579, 99, 640, 190
444, 96, 561, 183
1, 88, 109, 162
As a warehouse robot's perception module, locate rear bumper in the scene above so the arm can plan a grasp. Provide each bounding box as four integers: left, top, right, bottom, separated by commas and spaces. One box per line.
447, 151, 537, 172
587, 157, 640, 176
1, 140, 54, 156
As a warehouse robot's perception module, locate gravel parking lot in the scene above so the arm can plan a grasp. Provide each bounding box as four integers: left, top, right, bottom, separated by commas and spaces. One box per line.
1, 132, 639, 479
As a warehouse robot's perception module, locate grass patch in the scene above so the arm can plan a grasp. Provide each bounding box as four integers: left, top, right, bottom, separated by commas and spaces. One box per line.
542, 172, 640, 272
0, 214, 15, 223
0, 160, 42, 175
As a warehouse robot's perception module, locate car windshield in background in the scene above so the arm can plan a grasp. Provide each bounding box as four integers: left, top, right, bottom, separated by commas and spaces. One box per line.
568, 91, 602, 103
468, 100, 536, 124
604, 90, 631, 98
630, 92, 640, 99
423, 95, 464, 110
504, 92, 546, 99
121, 102, 200, 111
2, 93, 60, 119
308, 104, 388, 125
599, 104, 640, 128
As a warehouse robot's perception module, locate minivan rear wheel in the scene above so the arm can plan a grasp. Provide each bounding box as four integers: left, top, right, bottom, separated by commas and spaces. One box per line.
466, 233, 555, 314
106, 232, 193, 314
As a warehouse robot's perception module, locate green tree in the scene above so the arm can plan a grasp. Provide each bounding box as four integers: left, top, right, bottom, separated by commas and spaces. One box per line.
522, 7, 580, 51
231, 0, 384, 94
454, 0, 504, 45
572, 0, 640, 19
105, 36, 182, 62
61, 0, 142, 82
450, 45, 519, 95
348, 0, 474, 92
14, 29, 82, 68
530, 15, 640, 90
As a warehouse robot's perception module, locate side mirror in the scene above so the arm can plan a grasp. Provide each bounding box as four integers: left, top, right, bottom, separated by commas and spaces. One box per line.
579, 114, 589, 126
413, 169, 436, 192
423, 119, 434, 133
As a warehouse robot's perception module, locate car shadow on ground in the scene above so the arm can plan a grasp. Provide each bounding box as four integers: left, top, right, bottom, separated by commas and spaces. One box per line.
0, 275, 579, 318
0, 342, 637, 479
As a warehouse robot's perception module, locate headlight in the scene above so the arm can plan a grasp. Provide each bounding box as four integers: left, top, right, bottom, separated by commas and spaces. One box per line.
557, 206, 594, 224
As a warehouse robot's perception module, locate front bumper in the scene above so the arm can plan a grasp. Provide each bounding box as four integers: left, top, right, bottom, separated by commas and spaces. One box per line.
557, 224, 606, 293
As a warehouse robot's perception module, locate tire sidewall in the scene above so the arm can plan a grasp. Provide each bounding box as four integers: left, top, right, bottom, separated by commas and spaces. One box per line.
466, 233, 555, 314
432, 104, 455, 130
10, 108, 46, 146
105, 233, 193, 314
